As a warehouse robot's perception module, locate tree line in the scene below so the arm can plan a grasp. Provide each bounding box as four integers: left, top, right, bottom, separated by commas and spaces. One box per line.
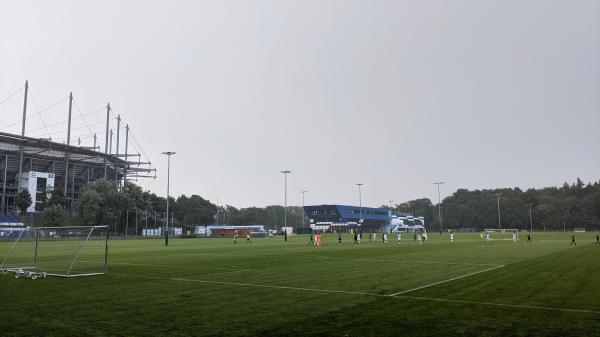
18, 179, 308, 233
18, 177, 600, 233
392, 178, 600, 231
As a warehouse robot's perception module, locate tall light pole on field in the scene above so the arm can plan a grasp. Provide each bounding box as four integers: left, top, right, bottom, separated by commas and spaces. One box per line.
281, 170, 291, 241
495, 193, 503, 229
162, 151, 176, 246
433, 182, 445, 234
215, 196, 220, 226
526, 203, 533, 233
301, 190, 308, 228
356, 183, 363, 226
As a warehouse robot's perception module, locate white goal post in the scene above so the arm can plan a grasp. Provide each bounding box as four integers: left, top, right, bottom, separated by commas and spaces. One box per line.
0, 226, 109, 279
484, 228, 519, 241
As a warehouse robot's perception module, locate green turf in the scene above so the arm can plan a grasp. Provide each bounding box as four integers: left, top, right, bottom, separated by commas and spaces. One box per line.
1, 232, 599, 336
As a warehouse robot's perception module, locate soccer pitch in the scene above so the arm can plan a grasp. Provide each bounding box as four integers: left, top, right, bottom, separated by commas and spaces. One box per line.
1, 232, 599, 337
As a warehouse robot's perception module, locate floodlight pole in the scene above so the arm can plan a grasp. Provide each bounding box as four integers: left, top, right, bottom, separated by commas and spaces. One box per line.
104, 103, 110, 179
64, 92, 73, 199
301, 190, 308, 227
162, 151, 176, 246
433, 182, 445, 234
215, 196, 220, 226
356, 183, 363, 226
17, 80, 28, 193
281, 170, 291, 241
495, 194, 503, 229
526, 204, 533, 232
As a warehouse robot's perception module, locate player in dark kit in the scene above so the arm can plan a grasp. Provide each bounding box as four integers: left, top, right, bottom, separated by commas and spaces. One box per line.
596, 234, 599, 245
338, 234, 342, 246
570, 235, 576, 246
527, 233, 532, 243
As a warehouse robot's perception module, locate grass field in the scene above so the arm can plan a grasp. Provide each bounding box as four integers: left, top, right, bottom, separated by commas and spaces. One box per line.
1, 232, 599, 337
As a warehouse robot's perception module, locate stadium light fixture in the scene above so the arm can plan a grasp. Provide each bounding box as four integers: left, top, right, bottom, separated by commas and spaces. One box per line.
162, 151, 176, 246
356, 183, 363, 225
301, 190, 308, 228
215, 196, 220, 226
526, 203, 533, 233
495, 193, 504, 229
281, 170, 291, 242
433, 182, 445, 234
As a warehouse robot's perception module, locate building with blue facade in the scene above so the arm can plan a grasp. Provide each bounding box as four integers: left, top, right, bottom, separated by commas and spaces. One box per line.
303, 205, 425, 233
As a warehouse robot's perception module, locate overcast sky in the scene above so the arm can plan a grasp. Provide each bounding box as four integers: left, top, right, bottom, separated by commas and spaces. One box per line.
1, 0, 598, 208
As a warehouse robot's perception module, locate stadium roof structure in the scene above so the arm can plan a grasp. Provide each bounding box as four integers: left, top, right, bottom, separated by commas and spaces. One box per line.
0, 81, 156, 215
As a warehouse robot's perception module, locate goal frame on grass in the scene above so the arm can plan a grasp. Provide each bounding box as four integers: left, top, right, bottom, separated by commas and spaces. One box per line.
0, 225, 109, 278
484, 228, 519, 241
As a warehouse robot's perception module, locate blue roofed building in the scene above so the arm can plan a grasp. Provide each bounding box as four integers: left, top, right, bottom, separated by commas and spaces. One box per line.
303, 204, 426, 233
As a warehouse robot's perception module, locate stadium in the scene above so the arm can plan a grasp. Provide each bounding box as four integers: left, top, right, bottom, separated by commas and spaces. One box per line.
304, 204, 426, 233
0, 81, 155, 215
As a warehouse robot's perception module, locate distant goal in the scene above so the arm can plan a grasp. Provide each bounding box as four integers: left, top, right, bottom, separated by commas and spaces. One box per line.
484, 228, 519, 241
0, 226, 109, 279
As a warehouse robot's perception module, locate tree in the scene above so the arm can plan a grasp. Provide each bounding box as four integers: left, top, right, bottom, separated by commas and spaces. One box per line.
45, 204, 65, 226
174, 194, 217, 226
77, 180, 122, 227
16, 190, 32, 215
47, 186, 66, 208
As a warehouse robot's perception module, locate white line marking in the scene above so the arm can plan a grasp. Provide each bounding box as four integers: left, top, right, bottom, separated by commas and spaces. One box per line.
389, 265, 506, 296
111, 273, 600, 315
394, 295, 600, 315
107, 262, 249, 272
300, 254, 498, 266
113, 273, 384, 297
178, 269, 250, 277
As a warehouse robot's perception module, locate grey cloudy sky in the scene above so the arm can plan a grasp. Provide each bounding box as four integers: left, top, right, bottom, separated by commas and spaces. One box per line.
1, 0, 598, 208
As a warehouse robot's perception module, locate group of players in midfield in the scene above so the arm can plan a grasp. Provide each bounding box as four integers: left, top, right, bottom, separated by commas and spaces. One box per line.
307, 230, 430, 246
233, 230, 600, 246
302, 231, 600, 247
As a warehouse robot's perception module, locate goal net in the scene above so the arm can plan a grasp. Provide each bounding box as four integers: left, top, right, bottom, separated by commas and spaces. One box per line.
0, 226, 109, 279
484, 228, 519, 241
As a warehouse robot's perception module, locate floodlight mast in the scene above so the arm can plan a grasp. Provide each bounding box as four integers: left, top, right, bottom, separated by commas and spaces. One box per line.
281, 170, 291, 241
162, 151, 176, 246
433, 182, 445, 234
495, 193, 503, 229
526, 203, 533, 232
301, 191, 308, 228
356, 183, 363, 226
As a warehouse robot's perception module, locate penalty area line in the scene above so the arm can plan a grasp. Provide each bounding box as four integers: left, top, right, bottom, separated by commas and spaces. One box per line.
111, 272, 600, 315
388, 264, 506, 296
394, 295, 600, 315
112, 273, 387, 297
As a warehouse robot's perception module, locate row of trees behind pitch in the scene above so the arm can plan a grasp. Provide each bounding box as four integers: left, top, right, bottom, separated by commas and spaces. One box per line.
394, 178, 600, 231
17, 177, 600, 233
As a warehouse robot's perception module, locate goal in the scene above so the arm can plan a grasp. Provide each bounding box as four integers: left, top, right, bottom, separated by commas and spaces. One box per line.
0, 226, 109, 279
484, 228, 519, 241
